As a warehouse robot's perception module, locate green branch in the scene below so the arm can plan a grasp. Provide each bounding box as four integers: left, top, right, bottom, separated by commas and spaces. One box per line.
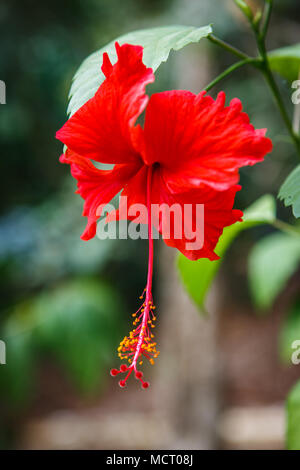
207, 34, 252, 61
260, 64, 300, 154
273, 219, 300, 238
260, 0, 273, 40
204, 58, 258, 92
253, 1, 300, 156
207, 0, 300, 158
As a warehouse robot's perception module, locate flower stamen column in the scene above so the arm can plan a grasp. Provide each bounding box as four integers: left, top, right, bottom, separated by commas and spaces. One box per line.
110, 165, 159, 389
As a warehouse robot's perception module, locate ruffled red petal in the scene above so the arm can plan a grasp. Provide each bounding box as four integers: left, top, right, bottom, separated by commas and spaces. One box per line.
60, 150, 142, 240
142, 90, 272, 191
150, 168, 243, 260
56, 43, 154, 164
105, 163, 242, 260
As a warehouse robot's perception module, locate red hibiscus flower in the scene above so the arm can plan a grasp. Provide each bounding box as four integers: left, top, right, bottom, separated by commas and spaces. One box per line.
56, 42, 272, 389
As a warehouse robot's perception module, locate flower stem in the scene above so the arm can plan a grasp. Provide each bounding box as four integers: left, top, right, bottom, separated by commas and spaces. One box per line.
204, 58, 259, 92
207, 1, 300, 158
261, 65, 300, 154
207, 34, 252, 61
273, 219, 300, 238
253, 4, 300, 156
261, 0, 273, 40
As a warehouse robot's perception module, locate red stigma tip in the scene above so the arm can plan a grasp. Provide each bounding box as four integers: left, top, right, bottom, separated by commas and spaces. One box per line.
119, 379, 126, 388
142, 381, 149, 389
110, 368, 119, 377
120, 364, 128, 372
135, 371, 143, 379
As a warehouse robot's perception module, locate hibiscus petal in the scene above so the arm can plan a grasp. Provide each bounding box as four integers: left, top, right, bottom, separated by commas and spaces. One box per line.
150, 169, 243, 260
61, 150, 142, 240
56, 43, 154, 164
143, 90, 272, 191
105, 164, 243, 260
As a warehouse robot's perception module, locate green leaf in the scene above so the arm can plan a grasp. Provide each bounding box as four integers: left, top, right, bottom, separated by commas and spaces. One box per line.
177, 195, 276, 311
278, 165, 300, 218
248, 232, 300, 310
268, 44, 300, 82
286, 379, 300, 450
67, 25, 212, 116
279, 301, 300, 364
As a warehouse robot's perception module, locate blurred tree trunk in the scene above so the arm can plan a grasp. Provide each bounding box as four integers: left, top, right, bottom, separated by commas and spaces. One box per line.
154, 245, 219, 449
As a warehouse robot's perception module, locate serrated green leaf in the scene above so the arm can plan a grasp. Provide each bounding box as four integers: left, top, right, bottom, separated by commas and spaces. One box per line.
67, 25, 212, 116
177, 195, 276, 311
287, 379, 300, 450
268, 44, 300, 82
278, 165, 300, 218
279, 301, 300, 364
248, 232, 300, 310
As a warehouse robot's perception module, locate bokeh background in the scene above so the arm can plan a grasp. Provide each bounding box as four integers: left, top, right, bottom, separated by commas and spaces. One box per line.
0, 0, 299, 449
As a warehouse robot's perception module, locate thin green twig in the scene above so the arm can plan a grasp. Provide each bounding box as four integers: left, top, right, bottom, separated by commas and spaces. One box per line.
260, 0, 273, 40
208, 0, 300, 158
207, 34, 252, 61
204, 58, 259, 92
273, 219, 300, 237
253, 1, 300, 156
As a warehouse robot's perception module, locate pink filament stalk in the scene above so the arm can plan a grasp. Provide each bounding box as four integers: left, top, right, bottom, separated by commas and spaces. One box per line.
111, 164, 158, 389
131, 165, 153, 371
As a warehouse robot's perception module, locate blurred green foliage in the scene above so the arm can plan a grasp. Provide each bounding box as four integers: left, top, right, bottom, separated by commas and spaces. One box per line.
280, 301, 300, 364
248, 231, 300, 310
0, 279, 125, 402
286, 378, 300, 450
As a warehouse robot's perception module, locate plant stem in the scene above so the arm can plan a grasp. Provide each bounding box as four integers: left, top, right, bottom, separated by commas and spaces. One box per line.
253, 3, 300, 156
207, 34, 252, 61
261, 0, 273, 40
273, 219, 300, 238
262, 65, 300, 154
208, 0, 300, 157
204, 58, 259, 92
